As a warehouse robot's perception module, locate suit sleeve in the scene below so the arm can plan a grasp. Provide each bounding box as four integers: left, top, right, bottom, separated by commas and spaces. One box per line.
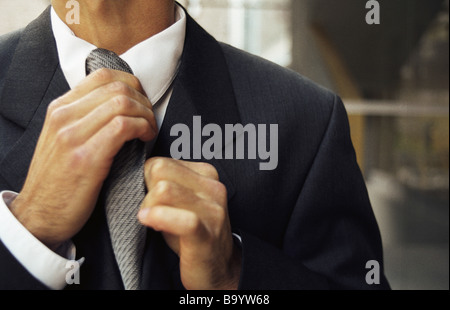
237, 96, 390, 290
0, 241, 49, 290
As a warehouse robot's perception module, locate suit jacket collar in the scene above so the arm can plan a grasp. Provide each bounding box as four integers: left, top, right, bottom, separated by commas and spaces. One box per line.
0, 7, 63, 129
152, 9, 239, 200
0, 7, 70, 191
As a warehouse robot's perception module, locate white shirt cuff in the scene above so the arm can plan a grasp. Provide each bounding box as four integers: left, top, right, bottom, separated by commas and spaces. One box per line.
0, 191, 77, 290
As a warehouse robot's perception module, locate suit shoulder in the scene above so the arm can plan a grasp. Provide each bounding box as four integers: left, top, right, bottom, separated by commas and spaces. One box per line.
0, 29, 22, 49
0, 29, 23, 81
219, 43, 338, 121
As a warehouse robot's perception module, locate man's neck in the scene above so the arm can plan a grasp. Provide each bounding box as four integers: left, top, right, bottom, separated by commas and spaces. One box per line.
52, 0, 176, 55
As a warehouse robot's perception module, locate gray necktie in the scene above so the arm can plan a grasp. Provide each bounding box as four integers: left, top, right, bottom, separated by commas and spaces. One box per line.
86, 48, 146, 290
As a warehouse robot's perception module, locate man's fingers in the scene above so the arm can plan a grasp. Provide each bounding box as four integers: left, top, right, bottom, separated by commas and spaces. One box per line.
85, 116, 155, 165
56, 80, 153, 123
138, 206, 207, 243
60, 96, 157, 146
145, 158, 219, 182
141, 180, 224, 217
144, 158, 224, 201
60, 68, 147, 105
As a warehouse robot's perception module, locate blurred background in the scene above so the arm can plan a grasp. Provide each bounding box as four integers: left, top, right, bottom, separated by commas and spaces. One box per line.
1, 0, 448, 290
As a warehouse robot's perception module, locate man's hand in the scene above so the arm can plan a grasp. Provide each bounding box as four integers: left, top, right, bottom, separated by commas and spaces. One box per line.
10, 69, 157, 250
138, 158, 242, 290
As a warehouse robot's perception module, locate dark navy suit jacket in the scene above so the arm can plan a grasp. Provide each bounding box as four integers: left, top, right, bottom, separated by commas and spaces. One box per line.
0, 7, 389, 290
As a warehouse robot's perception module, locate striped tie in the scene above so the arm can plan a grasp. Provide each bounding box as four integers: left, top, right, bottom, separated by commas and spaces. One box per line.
86, 48, 146, 290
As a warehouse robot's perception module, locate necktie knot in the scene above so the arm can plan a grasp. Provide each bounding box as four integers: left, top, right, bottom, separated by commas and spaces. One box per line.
86, 48, 134, 75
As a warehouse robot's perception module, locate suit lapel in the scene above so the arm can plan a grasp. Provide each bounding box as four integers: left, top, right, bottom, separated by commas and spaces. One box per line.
141, 14, 242, 289
0, 7, 70, 191
152, 12, 241, 201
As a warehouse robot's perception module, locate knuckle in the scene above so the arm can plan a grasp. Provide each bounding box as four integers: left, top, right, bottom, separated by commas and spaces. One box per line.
92, 68, 114, 82
141, 120, 152, 136
112, 94, 134, 113
212, 204, 226, 222
69, 146, 91, 169
200, 163, 219, 180
149, 158, 167, 176
207, 204, 227, 232
209, 180, 227, 199
47, 99, 62, 113
55, 127, 73, 145
185, 213, 201, 234
140, 120, 155, 141
47, 100, 68, 123
129, 75, 142, 91
111, 116, 129, 135
154, 180, 174, 200
204, 200, 226, 222
48, 107, 66, 125
109, 81, 132, 96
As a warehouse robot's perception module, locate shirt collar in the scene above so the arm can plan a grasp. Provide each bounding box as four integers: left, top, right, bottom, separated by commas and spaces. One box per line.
50, 5, 186, 105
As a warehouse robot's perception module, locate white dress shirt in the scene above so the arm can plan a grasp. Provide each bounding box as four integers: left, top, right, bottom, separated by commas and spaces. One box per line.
0, 5, 186, 290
